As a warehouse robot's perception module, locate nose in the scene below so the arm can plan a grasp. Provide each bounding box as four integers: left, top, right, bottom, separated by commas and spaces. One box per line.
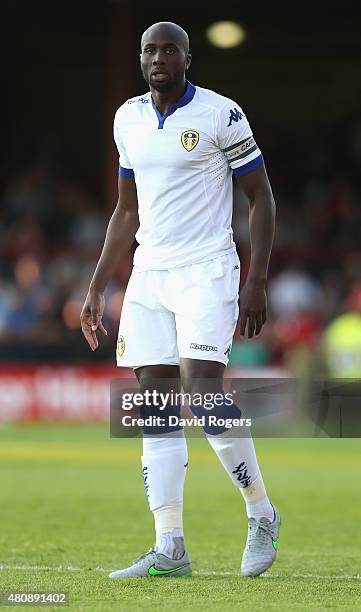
152, 50, 166, 65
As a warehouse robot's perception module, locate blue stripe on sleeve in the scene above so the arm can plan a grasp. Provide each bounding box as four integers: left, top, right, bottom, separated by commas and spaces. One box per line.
233, 154, 264, 177
119, 165, 135, 178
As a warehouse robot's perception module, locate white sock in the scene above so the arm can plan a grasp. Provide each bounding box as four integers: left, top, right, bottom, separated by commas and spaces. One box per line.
206, 427, 274, 521
240, 472, 274, 521
142, 431, 188, 557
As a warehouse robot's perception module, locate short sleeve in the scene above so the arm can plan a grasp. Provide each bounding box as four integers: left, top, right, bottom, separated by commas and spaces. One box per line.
216, 101, 264, 177
113, 107, 135, 178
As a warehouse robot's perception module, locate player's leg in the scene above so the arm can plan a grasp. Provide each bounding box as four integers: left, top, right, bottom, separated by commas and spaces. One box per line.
109, 268, 191, 578
175, 253, 280, 576
136, 365, 189, 560
109, 364, 191, 578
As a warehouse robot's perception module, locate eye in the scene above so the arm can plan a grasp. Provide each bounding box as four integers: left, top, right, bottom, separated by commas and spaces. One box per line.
166, 48, 176, 54
144, 48, 154, 54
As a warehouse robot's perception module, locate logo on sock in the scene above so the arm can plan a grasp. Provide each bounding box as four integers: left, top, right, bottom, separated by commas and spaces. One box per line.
232, 461, 251, 487
142, 466, 150, 502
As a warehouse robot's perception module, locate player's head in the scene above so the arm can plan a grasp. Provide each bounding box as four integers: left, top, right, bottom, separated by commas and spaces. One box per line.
140, 22, 192, 92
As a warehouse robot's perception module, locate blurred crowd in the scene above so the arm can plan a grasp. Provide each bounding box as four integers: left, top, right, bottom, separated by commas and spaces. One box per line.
1, 122, 361, 370
0, 162, 130, 360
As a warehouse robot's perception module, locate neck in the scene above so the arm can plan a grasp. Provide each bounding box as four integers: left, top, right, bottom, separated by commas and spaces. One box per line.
150, 79, 187, 116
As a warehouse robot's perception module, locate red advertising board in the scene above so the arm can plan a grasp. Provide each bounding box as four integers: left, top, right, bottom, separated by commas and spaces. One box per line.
0, 364, 133, 423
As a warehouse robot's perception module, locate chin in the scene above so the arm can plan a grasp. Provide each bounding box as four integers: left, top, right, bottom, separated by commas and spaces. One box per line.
150, 80, 173, 92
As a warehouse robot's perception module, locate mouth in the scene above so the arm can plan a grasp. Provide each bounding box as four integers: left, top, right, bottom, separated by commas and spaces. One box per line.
151, 71, 169, 81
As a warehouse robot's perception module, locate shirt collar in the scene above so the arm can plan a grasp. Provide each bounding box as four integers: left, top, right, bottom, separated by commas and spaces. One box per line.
151, 80, 196, 117
169, 80, 196, 111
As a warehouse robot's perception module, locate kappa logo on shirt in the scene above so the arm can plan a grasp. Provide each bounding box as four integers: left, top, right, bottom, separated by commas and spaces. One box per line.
227, 107, 243, 127
127, 96, 149, 104
181, 130, 199, 152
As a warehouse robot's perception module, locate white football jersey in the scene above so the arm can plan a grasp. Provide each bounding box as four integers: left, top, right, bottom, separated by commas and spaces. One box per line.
114, 81, 263, 270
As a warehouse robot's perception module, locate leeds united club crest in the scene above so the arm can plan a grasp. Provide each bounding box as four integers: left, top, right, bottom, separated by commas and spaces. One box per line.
117, 335, 125, 357
181, 130, 199, 152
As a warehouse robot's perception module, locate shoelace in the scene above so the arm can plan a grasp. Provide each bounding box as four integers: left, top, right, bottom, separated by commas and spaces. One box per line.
247, 520, 273, 551
133, 547, 156, 564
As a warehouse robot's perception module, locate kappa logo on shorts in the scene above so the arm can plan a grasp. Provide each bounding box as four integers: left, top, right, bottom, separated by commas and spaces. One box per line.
117, 335, 125, 357
181, 130, 199, 152
190, 342, 218, 352
224, 345, 231, 358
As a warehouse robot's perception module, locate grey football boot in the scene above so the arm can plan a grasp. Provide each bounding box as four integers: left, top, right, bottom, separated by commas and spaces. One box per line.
241, 505, 281, 577
109, 538, 192, 578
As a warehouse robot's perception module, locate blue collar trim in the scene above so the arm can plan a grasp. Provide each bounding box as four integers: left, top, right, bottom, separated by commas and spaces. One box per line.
151, 81, 196, 129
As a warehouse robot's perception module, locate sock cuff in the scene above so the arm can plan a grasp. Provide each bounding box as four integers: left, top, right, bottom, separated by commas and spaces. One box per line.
142, 431, 187, 456
153, 505, 183, 532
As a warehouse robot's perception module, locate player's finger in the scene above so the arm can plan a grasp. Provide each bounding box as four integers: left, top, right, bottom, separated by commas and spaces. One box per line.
81, 325, 97, 351
255, 312, 263, 336
97, 320, 108, 336
91, 329, 99, 349
90, 308, 99, 330
262, 308, 267, 325
247, 312, 256, 338
239, 310, 247, 336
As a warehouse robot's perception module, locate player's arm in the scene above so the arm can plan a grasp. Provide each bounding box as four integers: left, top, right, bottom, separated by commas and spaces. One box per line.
234, 164, 276, 338
80, 176, 139, 351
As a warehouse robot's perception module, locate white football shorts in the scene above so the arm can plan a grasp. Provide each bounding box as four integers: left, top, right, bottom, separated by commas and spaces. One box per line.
116, 251, 240, 369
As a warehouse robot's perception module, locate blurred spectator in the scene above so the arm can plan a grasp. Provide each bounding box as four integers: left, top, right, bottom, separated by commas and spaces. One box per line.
321, 283, 361, 378
268, 262, 322, 318
68, 188, 106, 250
0, 255, 54, 342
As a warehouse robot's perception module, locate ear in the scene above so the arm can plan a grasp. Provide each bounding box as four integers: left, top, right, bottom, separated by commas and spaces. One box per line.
185, 53, 192, 71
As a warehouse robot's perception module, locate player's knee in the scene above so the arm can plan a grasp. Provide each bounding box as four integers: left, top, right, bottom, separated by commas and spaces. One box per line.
189, 398, 242, 435
140, 402, 182, 435
135, 374, 182, 434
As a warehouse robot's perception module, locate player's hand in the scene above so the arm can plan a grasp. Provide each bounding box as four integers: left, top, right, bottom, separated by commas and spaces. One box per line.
239, 279, 267, 339
80, 291, 107, 351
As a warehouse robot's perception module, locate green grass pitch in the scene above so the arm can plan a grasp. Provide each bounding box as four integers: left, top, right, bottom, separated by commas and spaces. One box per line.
0, 425, 360, 611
